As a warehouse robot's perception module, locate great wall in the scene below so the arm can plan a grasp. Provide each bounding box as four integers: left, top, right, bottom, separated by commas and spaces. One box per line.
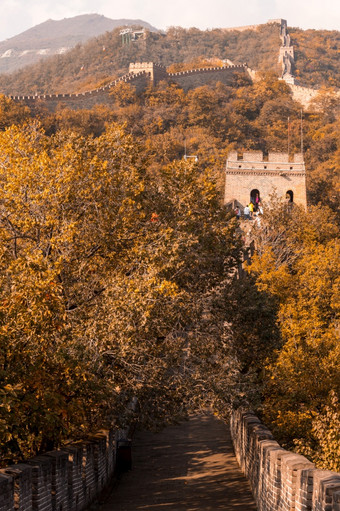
1, 408, 340, 511
8, 18, 337, 111
1, 18, 340, 511
9, 62, 251, 111
0, 417, 135, 511
231, 410, 340, 511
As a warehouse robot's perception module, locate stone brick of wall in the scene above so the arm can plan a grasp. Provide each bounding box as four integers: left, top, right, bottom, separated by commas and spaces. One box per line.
230, 409, 340, 511
0, 426, 132, 511
289, 84, 340, 110
0, 474, 13, 511
169, 65, 248, 92
289, 84, 320, 108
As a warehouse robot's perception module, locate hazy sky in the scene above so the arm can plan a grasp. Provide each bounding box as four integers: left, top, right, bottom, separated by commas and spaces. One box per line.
1, 0, 339, 41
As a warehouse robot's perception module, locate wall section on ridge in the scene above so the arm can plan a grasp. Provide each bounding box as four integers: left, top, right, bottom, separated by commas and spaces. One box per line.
10, 63, 249, 111
10, 72, 149, 112
168, 65, 248, 91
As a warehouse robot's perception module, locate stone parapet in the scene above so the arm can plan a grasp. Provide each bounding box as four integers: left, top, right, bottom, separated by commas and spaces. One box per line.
225, 150, 307, 208
0, 425, 134, 511
230, 410, 340, 511
226, 151, 305, 171
10, 71, 150, 111
9, 62, 250, 111
169, 64, 248, 91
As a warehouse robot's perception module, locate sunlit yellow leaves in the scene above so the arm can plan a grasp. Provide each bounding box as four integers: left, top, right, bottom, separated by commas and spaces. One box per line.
247, 249, 291, 299
251, 203, 340, 467
0, 119, 239, 464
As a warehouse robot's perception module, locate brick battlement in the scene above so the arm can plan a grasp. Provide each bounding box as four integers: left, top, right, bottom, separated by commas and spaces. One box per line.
129, 62, 165, 71
10, 71, 148, 103
0, 399, 138, 511
10, 62, 250, 110
168, 64, 247, 77
227, 150, 305, 170
231, 410, 340, 511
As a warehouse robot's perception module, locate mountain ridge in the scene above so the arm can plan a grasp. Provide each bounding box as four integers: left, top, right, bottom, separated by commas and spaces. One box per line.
0, 18, 338, 95
0, 14, 158, 74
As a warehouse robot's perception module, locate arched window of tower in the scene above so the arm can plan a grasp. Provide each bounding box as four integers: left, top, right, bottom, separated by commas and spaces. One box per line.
250, 189, 260, 205
286, 190, 294, 202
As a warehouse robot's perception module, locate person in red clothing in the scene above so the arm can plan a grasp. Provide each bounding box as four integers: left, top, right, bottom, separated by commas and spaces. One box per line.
150, 212, 159, 222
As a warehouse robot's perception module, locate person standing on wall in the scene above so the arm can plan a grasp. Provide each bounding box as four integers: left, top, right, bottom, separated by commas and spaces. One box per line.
248, 202, 254, 218
244, 204, 250, 220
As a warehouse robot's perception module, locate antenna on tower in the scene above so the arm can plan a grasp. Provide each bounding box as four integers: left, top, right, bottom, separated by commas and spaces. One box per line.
300, 109, 304, 156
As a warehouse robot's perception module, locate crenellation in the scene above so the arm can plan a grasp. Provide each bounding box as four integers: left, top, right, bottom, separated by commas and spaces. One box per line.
231, 410, 340, 511
0, 473, 14, 511
243, 151, 263, 162
0, 417, 138, 511
225, 150, 307, 209
2, 464, 32, 511
27, 456, 53, 511
268, 152, 289, 162
9, 61, 249, 109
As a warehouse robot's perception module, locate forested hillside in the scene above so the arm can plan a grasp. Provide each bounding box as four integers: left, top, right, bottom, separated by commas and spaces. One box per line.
0, 44, 339, 471
290, 27, 340, 88
0, 23, 282, 95
0, 14, 158, 75
0, 22, 339, 96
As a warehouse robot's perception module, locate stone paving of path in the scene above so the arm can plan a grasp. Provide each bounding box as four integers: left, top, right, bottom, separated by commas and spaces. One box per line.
100, 412, 257, 511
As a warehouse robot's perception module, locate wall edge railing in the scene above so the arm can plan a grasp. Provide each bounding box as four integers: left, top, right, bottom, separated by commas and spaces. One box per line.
230, 409, 340, 511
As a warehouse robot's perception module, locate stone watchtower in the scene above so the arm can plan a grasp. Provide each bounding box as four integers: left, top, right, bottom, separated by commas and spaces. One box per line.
224, 151, 307, 209
128, 62, 168, 85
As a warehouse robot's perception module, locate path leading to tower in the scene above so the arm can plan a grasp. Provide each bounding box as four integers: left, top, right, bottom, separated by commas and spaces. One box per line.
100, 412, 257, 511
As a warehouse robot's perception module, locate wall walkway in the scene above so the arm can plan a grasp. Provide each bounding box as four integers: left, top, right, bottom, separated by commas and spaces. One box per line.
100, 412, 257, 511
1, 409, 340, 510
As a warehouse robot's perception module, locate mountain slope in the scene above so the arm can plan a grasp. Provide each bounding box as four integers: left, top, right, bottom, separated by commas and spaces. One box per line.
0, 22, 338, 96
0, 14, 158, 75
0, 23, 282, 96
289, 27, 340, 88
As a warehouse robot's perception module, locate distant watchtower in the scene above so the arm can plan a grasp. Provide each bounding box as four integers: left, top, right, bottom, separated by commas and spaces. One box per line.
224, 151, 307, 209
128, 62, 168, 85
120, 28, 146, 46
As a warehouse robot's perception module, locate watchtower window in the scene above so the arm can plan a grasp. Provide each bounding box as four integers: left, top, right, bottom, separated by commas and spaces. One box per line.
286, 190, 294, 202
